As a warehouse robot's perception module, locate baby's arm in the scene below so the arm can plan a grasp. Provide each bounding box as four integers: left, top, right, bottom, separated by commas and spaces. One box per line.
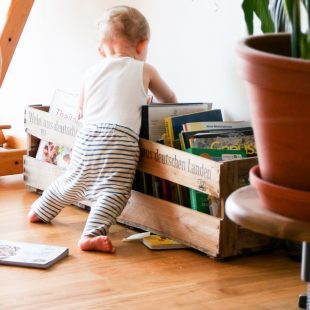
143, 63, 177, 103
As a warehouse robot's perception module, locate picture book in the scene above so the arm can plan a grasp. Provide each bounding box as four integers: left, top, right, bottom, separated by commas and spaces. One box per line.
164, 109, 223, 147
0, 240, 69, 269
186, 148, 247, 216
183, 121, 252, 132
179, 126, 253, 150
142, 235, 188, 250
189, 128, 256, 157
35, 89, 78, 169
140, 102, 212, 141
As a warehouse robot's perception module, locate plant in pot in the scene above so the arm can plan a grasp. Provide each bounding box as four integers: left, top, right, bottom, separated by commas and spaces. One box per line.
238, 0, 310, 220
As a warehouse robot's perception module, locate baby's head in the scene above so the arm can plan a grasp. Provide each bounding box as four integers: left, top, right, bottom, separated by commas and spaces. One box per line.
97, 6, 150, 58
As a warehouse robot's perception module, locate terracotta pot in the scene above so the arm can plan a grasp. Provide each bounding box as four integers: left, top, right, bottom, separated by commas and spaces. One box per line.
250, 165, 310, 221
237, 33, 310, 191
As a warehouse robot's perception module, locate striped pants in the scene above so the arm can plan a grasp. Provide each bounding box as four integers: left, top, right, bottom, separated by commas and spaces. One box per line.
31, 123, 140, 237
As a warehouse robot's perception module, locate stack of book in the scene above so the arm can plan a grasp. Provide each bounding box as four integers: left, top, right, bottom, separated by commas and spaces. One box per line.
138, 102, 256, 217
181, 121, 255, 216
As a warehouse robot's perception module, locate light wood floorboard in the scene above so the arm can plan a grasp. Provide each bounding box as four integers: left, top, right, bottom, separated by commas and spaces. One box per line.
0, 175, 305, 309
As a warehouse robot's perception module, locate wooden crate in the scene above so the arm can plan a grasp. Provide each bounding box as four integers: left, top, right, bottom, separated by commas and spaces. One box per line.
0, 125, 26, 176
24, 105, 275, 258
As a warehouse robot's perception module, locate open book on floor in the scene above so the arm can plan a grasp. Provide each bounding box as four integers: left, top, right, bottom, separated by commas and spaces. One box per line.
0, 240, 69, 269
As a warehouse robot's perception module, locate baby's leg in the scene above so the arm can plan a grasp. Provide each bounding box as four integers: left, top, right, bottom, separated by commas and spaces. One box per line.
77, 125, 140, 252
28, 174, 85, 223
78, 193, 130, 253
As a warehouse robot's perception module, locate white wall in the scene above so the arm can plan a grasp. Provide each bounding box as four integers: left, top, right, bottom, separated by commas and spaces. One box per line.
0, 0, 249, 136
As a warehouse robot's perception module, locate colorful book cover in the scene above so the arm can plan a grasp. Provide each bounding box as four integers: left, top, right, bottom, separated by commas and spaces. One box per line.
164, 109, 223, 147
189, 128, 256, 157
185, 148, 247, 216
35, 89, 78, 169
180, 126, 253, 150
183, 121, 251, 132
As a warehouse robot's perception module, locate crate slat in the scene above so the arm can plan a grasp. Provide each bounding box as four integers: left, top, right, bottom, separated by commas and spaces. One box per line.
24, 106, 80, 148
23, 155, 91, 209
118, 190, 221, 256
24, 155, 64, 190
138, 138, 221, 197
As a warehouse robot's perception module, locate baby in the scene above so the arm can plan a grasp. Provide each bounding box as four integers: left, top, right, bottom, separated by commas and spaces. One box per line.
28, 5, 177, 253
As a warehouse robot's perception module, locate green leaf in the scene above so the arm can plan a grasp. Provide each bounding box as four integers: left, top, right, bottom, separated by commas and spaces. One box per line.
285, 0, 301, 57
283, 0, 293, 21
300, 33, 310, 59
242, 0, 255, 34
242, 0, 275, 34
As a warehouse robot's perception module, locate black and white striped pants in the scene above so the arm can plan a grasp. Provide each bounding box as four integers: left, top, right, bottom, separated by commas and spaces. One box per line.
31, 123, 140, 237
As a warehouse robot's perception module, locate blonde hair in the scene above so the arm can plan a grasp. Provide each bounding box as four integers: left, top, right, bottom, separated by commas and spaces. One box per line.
97, 6, 150, 45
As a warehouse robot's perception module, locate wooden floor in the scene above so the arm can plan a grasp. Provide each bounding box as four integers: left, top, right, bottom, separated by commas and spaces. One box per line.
0, 175, 305, 309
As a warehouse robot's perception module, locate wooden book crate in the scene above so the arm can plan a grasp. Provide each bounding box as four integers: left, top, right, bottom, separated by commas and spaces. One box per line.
24, 105, 275, 258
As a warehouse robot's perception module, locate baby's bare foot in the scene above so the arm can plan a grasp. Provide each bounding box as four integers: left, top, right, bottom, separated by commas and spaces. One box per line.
27, 210, 43, 223
78, 236, 115, 253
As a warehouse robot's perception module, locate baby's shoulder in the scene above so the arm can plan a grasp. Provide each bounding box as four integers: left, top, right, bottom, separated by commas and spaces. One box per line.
143, 62, 157, 75
143, 62, 160, 81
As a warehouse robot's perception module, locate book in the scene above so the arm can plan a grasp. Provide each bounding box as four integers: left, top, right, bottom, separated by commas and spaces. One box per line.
140, 102, 212, 141
187, 148, 247, 161
189, 128, 256, 157
186, 148, 247, 215
180, 126, 253, 150
142, 235, 188, 250
0, 240, 69, 269
183, 120, 252, 132
164, 109, 223, 147
35, 89, 78, 169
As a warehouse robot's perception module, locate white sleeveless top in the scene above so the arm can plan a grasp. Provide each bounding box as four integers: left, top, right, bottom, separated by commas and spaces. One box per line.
82, 57, 148, 134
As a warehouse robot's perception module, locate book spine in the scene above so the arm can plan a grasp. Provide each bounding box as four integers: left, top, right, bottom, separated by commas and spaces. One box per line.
188, 189, 210, 214
161, 179, 171, 201
179, 132, 186, 151
163, 117, 174, 147
139, 105, 149, 139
